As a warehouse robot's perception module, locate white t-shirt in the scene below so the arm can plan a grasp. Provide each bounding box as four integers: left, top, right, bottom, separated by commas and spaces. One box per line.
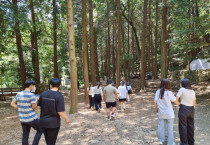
154, 89, 176, 119
126, 86, 132, 90
87, 87, 94, 97
118, 86, 128, 99
94, 86, 103, 95
176, 87, 196, 106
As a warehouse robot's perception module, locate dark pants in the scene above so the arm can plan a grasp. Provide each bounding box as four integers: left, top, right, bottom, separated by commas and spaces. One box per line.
21, 119, 42, 145
89, 95, 95, 108
178, 104, 195, 145
42, 127, 60, 145
94, 94, 102, 111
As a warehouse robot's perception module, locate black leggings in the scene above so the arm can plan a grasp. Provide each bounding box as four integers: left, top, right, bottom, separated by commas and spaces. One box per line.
178, 104, 195, 145
94, 94, 102, 111
89, 95, 95, 108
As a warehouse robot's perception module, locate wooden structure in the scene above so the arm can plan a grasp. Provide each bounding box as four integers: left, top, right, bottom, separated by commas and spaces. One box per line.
0, 87, 22, 101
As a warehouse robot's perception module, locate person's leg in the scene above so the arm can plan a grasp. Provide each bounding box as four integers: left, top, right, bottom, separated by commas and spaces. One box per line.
167, 118, 174, 145
178, 106, 188, 145
123, 100, 126, 110
158, 117, 165, 143
94, 95, 99, 111
44, 127, 60, 145
42, 128, 48, 144
107, 108, 111, 119
89, 95, 92, 108
120, 100, 123, 111
29, 119, 42, 145
187, 108, 195, 145
21, 123, 31, 145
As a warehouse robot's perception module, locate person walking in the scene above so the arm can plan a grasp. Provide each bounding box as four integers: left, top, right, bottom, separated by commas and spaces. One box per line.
126, 82, 133, 102
38, 78, 70, 145
154, 79, 180, 145
10, 80, 42, 145
103, 80, 118, 120
87, 83, 95, 110
94, 82, 103, 113
176, 78, 196, 145
118, 81, 128, 111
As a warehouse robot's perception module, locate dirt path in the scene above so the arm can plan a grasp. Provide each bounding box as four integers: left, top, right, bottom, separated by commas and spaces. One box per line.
0, 79, 210, 145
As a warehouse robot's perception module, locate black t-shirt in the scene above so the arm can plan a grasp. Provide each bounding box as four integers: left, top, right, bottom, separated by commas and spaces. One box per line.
38, 90, 65, 128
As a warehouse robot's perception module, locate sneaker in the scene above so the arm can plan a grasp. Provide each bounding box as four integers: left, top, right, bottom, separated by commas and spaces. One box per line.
107, 116, 110, 120
91, 107, 94, 111
111, 113, 115, 120
121, 108, 124, 112
98, 108, 101, 113
159, 142, 163, 145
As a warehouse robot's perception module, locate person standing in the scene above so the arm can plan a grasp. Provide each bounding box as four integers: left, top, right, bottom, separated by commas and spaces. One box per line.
38, 78, 70, 145
154, 79, 180, 145
87, 83, 95, 110
94, 82, 103, 112
103, 80, 118, 120
117, 81, 128, 111
10, 80, 42, 145
176, 78, 196, 145
126, 82, 133, 102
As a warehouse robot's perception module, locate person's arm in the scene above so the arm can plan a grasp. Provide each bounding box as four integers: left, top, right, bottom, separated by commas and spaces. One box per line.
103, 93, 106, 102
115, 93, 118, 102
11, 99, 18, 109
193, 100, 196, 109
154, 101, 158, 113
31, 103, 37, 110
58, 112, 70, 124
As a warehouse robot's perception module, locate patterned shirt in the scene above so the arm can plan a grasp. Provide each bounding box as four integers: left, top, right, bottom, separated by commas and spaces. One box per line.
13, 91, 38, 123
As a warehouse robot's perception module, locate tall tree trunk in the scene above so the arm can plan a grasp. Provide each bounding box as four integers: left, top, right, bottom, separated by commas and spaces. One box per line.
12, 0, 26, 89
140, 0, 148, 89
147, 0, 151, 72
30, 0, 40, 93
132, 28, 135, 74
89, 0, 96, 85
127, 0, 130, 82
112, 24, 116, 81
82, 0, 89, 104
53, 0, 59, 78
67, 0, 78, 114
106, 0, 111, 80
121, 22, 127, 81
154, 0, 159, 79
116, 0, 121, 87
161, 0, 168, 79
94, 38, 100, 82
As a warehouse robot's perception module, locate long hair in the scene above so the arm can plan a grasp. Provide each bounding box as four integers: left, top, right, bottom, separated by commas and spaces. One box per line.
180, 78, 192, 90
97, 82, 101, 89
89, 83, 92, 90
159, 79, 171, 99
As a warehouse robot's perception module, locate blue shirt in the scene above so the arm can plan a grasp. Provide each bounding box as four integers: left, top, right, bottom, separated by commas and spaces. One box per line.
13, 91, 38, 123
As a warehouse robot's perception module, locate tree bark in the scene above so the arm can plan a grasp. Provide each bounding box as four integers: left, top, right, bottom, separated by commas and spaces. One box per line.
30, 0, 40, 93
161, 0, 168, 79
106, 0, 111, 80
140, 0, 148, 89
89, 0, 96, 85
12, 0, 26, 89
127, 0, 130, 82
53, 0, 59, 78
154, 0, 159, 79
67, 0, 78, 114
112, 23, 116, 81
121, 21, 127, 81
82, 0, 89, 104
116, 0, 121, 88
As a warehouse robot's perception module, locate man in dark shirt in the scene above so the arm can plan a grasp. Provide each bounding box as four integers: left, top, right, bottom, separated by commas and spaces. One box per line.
38, 78, 70, 145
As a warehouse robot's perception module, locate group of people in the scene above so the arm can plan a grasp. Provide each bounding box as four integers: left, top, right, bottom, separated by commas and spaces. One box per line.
11, 78, 70, 145
154, 78, 196, 145
87, 80, 133, 120
10, 77, 196, 145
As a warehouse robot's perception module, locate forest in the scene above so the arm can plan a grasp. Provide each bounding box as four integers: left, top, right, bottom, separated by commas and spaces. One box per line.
0, 0, 210, 113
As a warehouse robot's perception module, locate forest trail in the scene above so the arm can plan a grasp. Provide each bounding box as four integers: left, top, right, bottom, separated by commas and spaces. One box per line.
0, 79, 210, 145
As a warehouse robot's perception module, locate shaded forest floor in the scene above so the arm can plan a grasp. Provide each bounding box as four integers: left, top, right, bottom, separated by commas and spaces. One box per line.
0, 79, 210, 145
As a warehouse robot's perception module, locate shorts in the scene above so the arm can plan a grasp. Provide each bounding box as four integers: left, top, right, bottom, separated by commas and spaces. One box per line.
106, 102, 117, 108
119, 98, 126, 102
